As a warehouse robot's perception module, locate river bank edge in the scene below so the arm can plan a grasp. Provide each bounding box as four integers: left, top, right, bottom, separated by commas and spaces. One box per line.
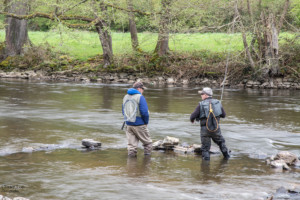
1, 69, 300, 90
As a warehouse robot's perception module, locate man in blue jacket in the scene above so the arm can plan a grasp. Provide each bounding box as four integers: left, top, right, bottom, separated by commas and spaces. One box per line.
122, 81, 152, 157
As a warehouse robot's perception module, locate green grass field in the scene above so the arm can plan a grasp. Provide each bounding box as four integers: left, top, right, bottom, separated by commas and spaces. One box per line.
0, 30, 295, 61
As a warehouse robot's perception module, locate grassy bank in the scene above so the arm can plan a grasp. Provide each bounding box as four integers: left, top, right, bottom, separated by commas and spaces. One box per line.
0, 30, 299, 83
0, 30, 247, 60
0, 30, 296, 61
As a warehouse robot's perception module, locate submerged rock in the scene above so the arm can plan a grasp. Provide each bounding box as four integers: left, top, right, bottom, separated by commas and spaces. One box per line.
81, 139, 101, 149
22, 144, 68, 153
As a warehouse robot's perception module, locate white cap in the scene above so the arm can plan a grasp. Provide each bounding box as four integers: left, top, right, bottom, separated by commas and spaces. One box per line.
198, 87, 213, 96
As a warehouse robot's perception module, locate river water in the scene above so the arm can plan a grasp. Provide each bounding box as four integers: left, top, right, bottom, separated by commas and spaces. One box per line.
0, 79, 299, 200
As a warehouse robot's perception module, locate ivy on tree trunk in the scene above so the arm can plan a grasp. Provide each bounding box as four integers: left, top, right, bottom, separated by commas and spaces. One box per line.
4, 0, 30, 57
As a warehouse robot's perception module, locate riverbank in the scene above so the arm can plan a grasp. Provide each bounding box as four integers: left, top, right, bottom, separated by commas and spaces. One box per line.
0, 69, 299, 89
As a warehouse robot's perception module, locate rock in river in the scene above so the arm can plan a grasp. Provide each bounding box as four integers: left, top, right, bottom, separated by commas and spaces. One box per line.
266, 151, 300, 171
81, 139, 101, 149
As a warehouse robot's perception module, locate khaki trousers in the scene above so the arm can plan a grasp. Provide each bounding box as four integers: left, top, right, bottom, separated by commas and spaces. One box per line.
126, 125, 152, 156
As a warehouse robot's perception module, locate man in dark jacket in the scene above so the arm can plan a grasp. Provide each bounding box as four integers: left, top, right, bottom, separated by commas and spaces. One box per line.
122, 81, 152, 157
190, 87, 230, 160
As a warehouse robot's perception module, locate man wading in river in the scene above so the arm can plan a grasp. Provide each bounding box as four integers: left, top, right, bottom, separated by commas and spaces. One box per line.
122, 81, 152, 157
190, 87, 230, 160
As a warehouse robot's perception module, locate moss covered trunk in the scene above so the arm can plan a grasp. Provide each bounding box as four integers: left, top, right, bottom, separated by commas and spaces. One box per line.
4, 0, 29, 57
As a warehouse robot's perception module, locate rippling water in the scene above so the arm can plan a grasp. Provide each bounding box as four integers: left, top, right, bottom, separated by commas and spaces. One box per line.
0, 79, 299, 200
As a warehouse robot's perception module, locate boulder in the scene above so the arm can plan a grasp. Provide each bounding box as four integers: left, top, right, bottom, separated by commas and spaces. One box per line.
153, 137, 221, 156
274, 151, 299, 166
81, 139, 101, 148
182, 79, 189, 85
162, 136, 179, 146
13, 198, 30, 200
152, 136, 179, 150
152, 140, 165, 150
167, 77, 175, 84
174, 146, 195, 154
173, 144, 221, 155
270, 159, 290, 170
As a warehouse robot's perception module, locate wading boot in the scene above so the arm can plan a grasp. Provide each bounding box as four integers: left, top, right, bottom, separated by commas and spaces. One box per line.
222, 151, 230, 160
202, 151, 210, 161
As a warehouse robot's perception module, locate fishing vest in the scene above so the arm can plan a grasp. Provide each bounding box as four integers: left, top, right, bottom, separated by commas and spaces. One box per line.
199, 99, 223, 119
123, 94, 141, 122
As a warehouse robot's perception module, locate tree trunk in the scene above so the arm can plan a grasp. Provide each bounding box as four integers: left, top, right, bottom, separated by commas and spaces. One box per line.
127, 0, 139, 51
154, 0, 171, 56
264, 14, 279, 76
95, 2, 113, 68
235, 0, 255, 70
4, 0, 30, 57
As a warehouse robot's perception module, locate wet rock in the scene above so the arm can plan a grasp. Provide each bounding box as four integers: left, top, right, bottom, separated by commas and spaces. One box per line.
152, 140, 165, 150
270, 159, 290, 170
81, 139, 101, 148
153, 136, 221, 156
22, 147, 35, 153
274, 151, 299, 166
162, 136, 179, 146
173, 144, 220, 155
182, 79, 189, 85
192, 144, 202, 153
267, 151, 300, 171
152, 136, 179, 150
167, 77, 175, 84
174, 146, 195, 154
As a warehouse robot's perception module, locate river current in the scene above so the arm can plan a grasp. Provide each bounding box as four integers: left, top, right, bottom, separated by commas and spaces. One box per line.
0, 79, 299, 200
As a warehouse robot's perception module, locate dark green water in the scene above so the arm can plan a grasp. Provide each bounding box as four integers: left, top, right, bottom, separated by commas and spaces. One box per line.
0, 79, 299, 200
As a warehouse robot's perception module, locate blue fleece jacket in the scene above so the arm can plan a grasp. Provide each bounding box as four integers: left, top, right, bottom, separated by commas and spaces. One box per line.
122, 88, 149, 126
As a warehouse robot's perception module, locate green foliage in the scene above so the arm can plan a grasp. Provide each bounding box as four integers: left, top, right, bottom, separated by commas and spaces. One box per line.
280, 36, 300, 77
0, 15, 5, 29
28, 18, 55, 31
291, 0, 300, 26
0, 43, 73, 71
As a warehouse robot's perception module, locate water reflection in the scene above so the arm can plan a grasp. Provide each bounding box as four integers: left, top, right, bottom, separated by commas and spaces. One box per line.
126, 156, 152, 177
199, 159, 229, 184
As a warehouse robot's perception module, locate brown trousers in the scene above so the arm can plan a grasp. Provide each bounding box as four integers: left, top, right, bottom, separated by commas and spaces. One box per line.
126, 125, 152, 156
